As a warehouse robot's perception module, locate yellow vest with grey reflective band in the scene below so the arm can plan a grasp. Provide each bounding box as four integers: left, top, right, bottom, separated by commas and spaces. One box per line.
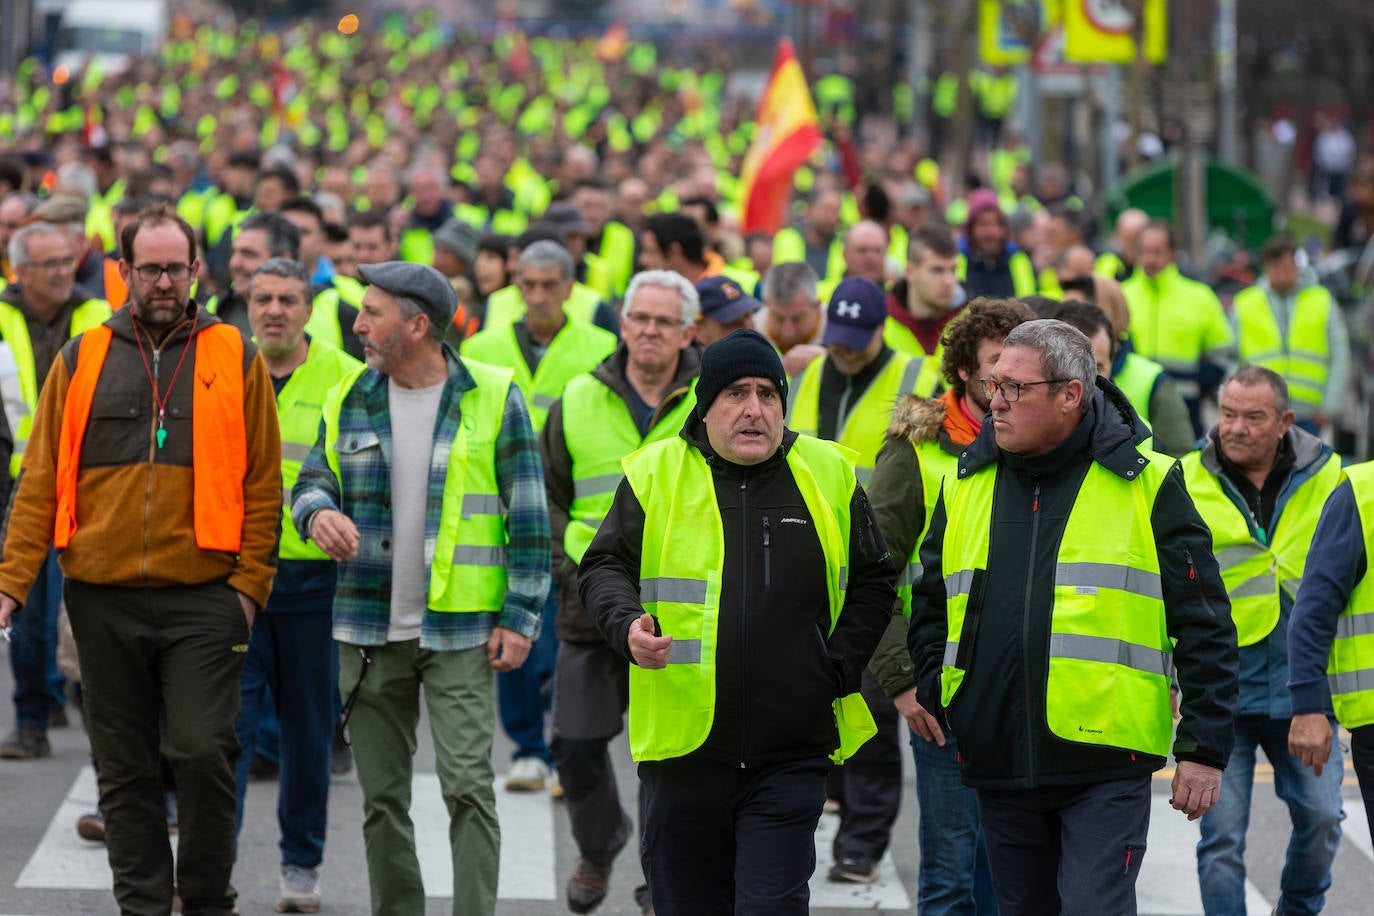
1122, 265, 1231, 399
1182, 450, 1342, 646
772, 228, 846, 286
277, 341, 363, 560
483, 283, 601, 331
561, 372, 697, 565
954, 250, 1038, 297
460, 319, 617, 433
896, 439, 959, 618
1328, 462, 1374, 729
939, 451, 1177, 757
1113, 353, 1165, 430
621, 433, 876, 763
788, 352, 939, 484
322, 360, 514, 612
1233, 285, 1333, 410
0, 298, 112, 478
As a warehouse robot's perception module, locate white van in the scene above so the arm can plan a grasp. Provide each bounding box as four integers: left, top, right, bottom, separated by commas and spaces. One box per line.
52, 0, 167, 75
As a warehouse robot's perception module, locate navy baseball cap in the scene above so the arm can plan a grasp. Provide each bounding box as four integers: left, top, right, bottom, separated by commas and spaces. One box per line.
696, 276, 762, 325
822, 277, 888, 350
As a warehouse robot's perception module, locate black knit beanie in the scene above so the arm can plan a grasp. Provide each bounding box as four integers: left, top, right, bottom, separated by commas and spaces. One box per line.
695, 328, 789, 419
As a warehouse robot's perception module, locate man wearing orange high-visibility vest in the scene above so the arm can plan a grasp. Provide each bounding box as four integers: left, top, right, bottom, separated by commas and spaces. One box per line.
0, 202, 281, 915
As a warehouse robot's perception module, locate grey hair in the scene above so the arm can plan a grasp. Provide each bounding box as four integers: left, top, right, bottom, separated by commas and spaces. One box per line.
249, 257, 312, 296
518, 240, 574, 281
8, 222, 68, 270
762, 261, 819, 305
54, 163, 97, 200
1225, 364, 1290, 415
1003, 319, 1097, 409
622, 269, 700, 328
394, 295, 448, 343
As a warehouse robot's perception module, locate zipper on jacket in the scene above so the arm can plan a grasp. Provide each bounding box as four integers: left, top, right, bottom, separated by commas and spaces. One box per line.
141, 342, 163, 582
1023, 481, 1042, 786
1184, 548, 1198, 583
762, 515, 771, 589
738, 479, 749, 768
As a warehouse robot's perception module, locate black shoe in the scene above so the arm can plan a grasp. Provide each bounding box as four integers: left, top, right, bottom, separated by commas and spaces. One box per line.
0, 725, 51, 759
827, 855, 879, 883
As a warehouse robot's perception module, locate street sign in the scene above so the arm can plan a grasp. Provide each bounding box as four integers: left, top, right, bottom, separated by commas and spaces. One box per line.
1063, 0, 1167, 64
979, 0, 1044, 66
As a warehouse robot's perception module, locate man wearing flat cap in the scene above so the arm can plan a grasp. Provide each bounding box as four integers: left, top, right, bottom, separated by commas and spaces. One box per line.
431, 218, 480, 283
580, 328, 896, 915
291, 260, 551, 915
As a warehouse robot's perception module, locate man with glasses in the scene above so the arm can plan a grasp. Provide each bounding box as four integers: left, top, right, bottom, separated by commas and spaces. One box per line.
539, 270, 701, 915
908, 319, 1239, 915
0, 202, 282, 914
0, 221, 110, 760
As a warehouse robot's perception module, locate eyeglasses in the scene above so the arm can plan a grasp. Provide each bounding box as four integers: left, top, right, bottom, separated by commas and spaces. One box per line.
625, 312, 681, 331
133, 263, 193, 283
29, 256, 75, 273
980, 377, 1070, 403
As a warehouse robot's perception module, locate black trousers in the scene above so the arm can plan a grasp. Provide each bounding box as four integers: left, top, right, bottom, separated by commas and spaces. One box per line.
639, 754, 829, 916
67, 580, 248, 916
975, 775, 1151, 916
1353, 725, 1374, 851
829, 667, 902, 861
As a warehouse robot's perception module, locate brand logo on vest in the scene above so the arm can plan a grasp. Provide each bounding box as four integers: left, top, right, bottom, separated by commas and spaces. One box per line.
780, 517, 809, 525
198, 372, 217, 390
1078, 725, 1104, 735
231, 643, 248, 653
834, 300, 862, 320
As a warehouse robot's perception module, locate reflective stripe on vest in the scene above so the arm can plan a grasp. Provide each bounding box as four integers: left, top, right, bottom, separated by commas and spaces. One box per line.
562, 373, 697, 565
56, 322, 247, 551
787, 352, 937, 482
483, 283, 601, 330
1233, 285, 1333, 408
939, 452, 1176, 757
896, 438, 958, 617
1327, 462, 1374, 729
277, 341, 363, 561
0, 299, 112, 478
1183, 449, 1341, 646
622, 433, 875, 763
322, 360, 514, 612
460, 319, 617, 433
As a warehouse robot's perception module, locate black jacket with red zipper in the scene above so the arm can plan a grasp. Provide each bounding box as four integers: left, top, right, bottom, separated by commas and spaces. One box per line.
908, 378, 1238, 789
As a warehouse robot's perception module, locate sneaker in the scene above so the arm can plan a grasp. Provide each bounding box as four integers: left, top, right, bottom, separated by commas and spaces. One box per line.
822, 797, 841, 814
548, 769, 564, 800
0, 725, 51, 759
75, 810, 106, 843
566, 814, 631, 913
276, 865, 322, 913
504, 756, 548, 792
827, 855, 880, 884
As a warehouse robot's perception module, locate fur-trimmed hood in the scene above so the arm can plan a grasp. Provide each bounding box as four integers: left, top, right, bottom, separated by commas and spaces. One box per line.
888, 394, 948, 446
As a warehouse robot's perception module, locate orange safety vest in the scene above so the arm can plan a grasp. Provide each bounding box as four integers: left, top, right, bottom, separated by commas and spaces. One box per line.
55, 322, 247, 552
102, 258, 128, 309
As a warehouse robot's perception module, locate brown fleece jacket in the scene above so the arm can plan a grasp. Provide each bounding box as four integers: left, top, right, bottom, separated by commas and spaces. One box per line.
0, 303, 281, 608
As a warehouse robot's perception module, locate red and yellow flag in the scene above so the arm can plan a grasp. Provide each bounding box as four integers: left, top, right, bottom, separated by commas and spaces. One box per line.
738, 39, 823, 235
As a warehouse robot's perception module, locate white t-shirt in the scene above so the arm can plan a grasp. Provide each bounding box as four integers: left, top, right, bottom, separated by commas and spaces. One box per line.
387, 377, 445, 641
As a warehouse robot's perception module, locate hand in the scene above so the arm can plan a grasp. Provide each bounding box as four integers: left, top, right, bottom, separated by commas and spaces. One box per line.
893, 686, 945, 746
1288, 712, 1334, 777
781, 344, 826, 377
1170, 686, 1181, 721
1170, 760, 1223, 821
486, 627, 531, 672
0, 592, 18, 629
236, 591, 256, 629
310, 509, 360, 561
627, 613, 672, 669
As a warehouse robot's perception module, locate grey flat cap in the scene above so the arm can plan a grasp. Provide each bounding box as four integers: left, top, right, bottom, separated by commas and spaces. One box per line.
32, 193, 88, 225
357, 261, 457, 332
432, 218, 480, 263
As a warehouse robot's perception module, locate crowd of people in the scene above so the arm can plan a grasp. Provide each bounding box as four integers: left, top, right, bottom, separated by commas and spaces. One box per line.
2, 13, 1374, 916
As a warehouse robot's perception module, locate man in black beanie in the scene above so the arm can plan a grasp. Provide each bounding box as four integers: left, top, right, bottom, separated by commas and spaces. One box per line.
578, 328, 897, 915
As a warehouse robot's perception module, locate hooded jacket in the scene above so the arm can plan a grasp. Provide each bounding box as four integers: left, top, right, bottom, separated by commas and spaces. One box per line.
909, 377, 1239, 788
579, 413, 896, 767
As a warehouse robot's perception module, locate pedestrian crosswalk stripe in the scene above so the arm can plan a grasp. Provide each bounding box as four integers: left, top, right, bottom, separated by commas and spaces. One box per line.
1343, 801, 1372, 862
1136, 794, 1270, 915
16, 766, 118, 890
809, 809, 912, 909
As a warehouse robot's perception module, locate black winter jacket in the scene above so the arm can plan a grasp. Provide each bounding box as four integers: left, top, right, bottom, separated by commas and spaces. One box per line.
580, 414, 897, 767
909, 378, 1238, 789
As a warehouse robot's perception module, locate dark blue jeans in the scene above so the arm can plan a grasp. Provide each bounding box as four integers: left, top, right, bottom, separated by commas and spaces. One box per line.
1197, 715, 1344, 916
911, 730, 998, 915
496, 586, 557, 764
8, 549, 63, 729
232, 611, 335, 869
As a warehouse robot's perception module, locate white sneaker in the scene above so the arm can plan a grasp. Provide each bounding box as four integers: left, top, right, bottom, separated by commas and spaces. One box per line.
504, 756, 548, 792
276, 865, 321, 913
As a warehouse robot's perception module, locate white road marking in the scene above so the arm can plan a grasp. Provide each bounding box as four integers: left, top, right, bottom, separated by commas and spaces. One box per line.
1137, 794, 1270, 915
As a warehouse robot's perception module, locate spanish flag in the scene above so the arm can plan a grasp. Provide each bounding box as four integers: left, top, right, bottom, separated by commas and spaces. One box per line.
738, 39, 823, 235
